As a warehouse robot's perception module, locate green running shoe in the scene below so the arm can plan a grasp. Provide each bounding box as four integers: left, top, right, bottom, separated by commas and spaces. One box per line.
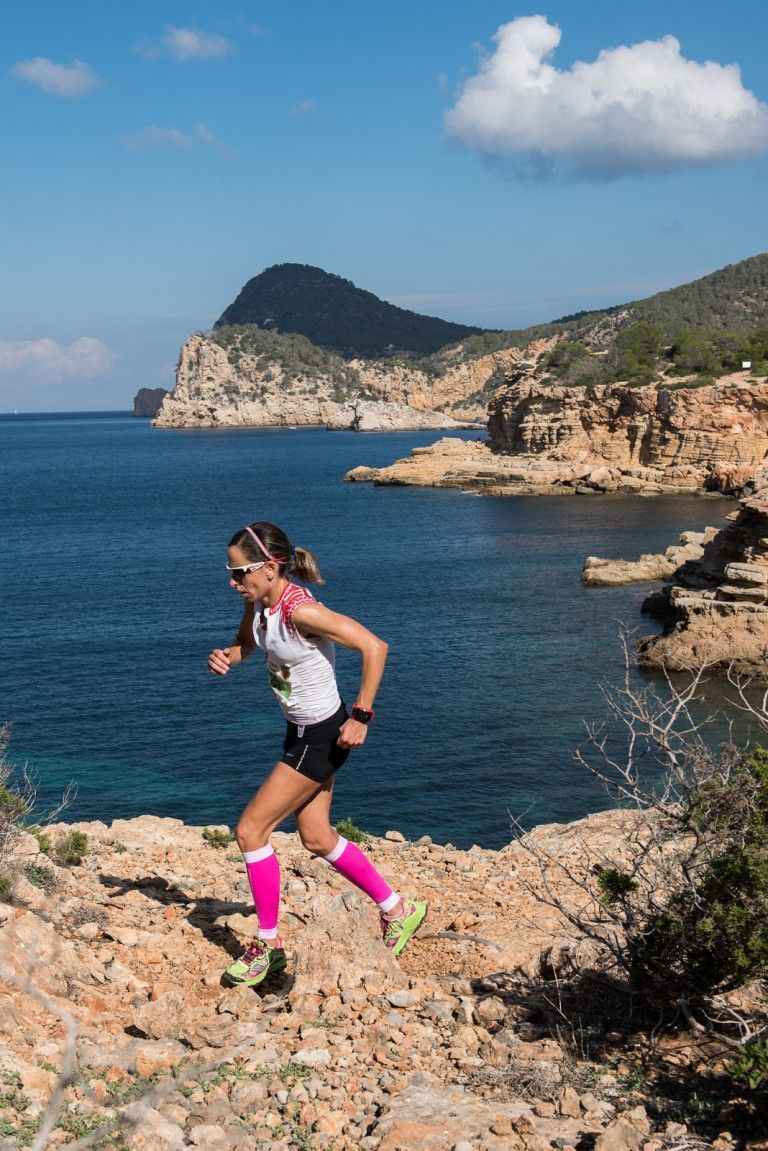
224, 937, 287, 986
380, 898, 427, 957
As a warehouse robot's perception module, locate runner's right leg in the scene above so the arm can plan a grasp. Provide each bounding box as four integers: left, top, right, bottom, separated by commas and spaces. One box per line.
295, 784, 427, 954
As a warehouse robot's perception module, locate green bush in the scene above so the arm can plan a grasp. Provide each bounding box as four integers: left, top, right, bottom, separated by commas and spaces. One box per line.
623, 747, 768, 1001
26, 823, 52, 854
541, 341, 590, 381
24, 862, 56, 890
522, 655, 768, 1034
52, 829, 89, 867
0, 728, 80, 903
669, 327, 721, 375
662, 373, 716, 391
596, 867, 638, 904
0, 784, 28, 823
334, 817, 370, 845
729, 1037, 768, 1092
614, 322, 665, 380
202, 826, 236, 849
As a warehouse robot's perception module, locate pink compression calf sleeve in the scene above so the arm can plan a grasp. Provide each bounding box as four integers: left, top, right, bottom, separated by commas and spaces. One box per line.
324, 836, 400, 912
243, 845, 281, 939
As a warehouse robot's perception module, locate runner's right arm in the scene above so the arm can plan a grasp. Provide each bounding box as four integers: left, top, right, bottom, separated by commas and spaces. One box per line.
208, 603, 256, 675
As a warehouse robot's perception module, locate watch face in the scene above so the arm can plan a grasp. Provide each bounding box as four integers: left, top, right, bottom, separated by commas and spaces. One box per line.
352, 707, 372, 723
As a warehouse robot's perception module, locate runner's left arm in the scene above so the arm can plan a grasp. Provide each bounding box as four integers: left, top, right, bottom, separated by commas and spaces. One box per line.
293, 602, 388, 748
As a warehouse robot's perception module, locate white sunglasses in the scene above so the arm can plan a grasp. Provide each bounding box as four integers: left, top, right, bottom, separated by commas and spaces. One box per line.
226, 561, 265, 583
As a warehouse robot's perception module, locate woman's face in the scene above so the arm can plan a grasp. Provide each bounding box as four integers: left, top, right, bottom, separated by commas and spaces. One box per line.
227, 544, 273, 602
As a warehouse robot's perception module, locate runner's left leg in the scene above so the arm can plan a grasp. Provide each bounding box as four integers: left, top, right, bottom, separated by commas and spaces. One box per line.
295, 783, 400, 913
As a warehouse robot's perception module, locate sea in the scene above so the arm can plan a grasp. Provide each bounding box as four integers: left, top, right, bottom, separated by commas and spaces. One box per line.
0, 411, 737, 850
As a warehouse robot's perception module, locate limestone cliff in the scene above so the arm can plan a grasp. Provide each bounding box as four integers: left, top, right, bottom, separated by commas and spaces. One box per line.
153, 333, 354, 430
351, 341, 547, 414
348, 367, 768, 497
577, 465, 768, 673
489, 374, 768, 473
152, 331, 538, 431
582, 528, 723, 587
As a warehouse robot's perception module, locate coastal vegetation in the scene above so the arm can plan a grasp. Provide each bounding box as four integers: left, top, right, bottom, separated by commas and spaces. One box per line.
201, 825, 236, 849
159, 253, 768, 432
210, 325, 363, 400
0, 727, 86, 902
514, 652, 768, 1128
211, 253, 768, 376
333, 816, 371, 845
539, 323, 768, 388
1, 683, 767, 1144
624, 252, 768, 333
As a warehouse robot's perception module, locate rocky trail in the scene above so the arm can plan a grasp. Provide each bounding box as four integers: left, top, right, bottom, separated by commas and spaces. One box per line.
0, 812, 756, 1150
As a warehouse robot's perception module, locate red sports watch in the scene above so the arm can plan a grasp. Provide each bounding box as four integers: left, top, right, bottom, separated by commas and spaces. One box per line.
351, 704, 375, 725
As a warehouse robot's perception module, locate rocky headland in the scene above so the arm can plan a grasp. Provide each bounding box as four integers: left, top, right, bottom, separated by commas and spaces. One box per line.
152, 333, 536, 432
582, 470, 768, 676
0, 811, 740, 1151
346, 368, 768, 498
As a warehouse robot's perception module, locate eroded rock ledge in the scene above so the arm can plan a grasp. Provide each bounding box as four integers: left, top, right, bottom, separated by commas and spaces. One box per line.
584, 470, 768, 676
0, 811, 704, 1150
345, 372, 768, 497
582, 528, 723, 587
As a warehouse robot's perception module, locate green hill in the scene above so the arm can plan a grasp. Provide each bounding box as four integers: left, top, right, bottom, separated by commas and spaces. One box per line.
620, 252, 768, 332
212, 254, 768, 373
214, 263, 485, 358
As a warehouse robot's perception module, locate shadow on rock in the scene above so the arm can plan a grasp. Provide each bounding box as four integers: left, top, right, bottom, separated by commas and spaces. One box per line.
98, 872, 253, 963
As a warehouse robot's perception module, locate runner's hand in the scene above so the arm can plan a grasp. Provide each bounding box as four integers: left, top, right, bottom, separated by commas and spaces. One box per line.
337, 718, 368, 749
208, 648, 231, 676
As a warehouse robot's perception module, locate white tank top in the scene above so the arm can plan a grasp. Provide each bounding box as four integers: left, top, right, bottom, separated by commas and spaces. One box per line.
252, 582, 341, 725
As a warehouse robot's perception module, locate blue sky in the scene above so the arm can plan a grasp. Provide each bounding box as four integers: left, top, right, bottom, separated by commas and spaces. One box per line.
2, 0, 767, 411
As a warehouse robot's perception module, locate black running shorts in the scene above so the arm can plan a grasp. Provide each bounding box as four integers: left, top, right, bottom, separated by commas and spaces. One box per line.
281, 703, 350, 783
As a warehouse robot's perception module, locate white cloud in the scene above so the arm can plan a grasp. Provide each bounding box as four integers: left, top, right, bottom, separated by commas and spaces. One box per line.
121, 124, 217, 149
445, 16, 768, 179
0, 338, 114, 382
161, 26, 232, 60
10, 56, 101, 98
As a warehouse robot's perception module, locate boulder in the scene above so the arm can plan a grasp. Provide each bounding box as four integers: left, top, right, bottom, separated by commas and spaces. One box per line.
289, 890, 406, 1013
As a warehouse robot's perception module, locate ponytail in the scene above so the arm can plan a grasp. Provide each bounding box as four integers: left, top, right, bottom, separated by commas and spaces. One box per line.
289, 545, 325, 585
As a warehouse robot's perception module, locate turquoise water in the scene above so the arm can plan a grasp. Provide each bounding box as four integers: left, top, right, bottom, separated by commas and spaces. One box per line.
0, 412, 735, 848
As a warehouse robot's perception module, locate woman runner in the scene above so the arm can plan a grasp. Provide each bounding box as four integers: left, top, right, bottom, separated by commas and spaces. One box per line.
208, 520, 427, 986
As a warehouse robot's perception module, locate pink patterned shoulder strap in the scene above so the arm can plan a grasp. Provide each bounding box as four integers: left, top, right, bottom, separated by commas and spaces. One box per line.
272, 582, 315, 639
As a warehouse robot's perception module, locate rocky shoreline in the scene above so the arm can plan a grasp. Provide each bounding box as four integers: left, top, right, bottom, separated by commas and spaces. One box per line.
581, 470, 768, 676
0, 811, 737, 1151
345, 372, 768, 498
343, 436, 740, 497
